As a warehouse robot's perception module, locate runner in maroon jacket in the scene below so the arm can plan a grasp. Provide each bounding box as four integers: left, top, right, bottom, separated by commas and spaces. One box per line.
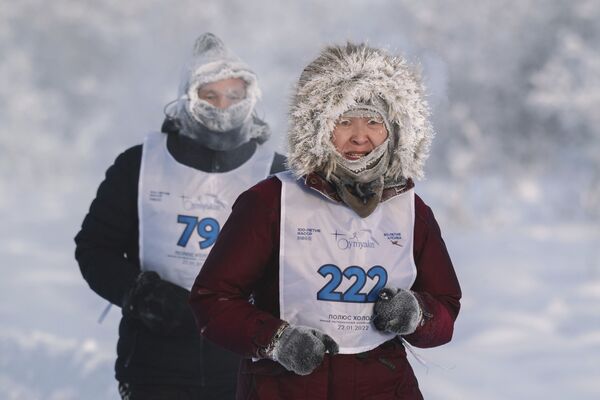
190, 42, 462, 399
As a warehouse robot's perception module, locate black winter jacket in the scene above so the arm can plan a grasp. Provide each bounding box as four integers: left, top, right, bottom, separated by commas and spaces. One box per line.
75, 131, 286, 386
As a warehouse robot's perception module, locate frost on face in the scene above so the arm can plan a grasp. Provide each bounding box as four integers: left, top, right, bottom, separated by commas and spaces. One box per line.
188, 97, 253, 132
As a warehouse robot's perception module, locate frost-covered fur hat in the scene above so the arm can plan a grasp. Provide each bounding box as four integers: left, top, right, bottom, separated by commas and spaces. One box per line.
287, 42, 434, 181
172, 33, 270, 149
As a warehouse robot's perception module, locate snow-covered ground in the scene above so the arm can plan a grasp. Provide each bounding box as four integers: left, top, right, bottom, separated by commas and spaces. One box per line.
2, 1, 599, 399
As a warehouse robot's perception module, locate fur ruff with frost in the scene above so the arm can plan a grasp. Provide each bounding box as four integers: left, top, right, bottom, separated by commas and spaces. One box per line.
287, 43, 434, 181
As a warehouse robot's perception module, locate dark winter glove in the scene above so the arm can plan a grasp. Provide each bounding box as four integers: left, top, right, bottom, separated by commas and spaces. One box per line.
122, 271, 195, 336
269, 324, 339, 376
372, 288, 422, 335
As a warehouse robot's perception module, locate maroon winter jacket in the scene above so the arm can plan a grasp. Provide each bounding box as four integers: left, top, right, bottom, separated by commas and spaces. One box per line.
190, 175, 461, 400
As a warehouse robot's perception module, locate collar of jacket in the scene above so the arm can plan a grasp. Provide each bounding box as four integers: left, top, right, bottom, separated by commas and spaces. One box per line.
165, 130, 257, 173
302, 172, 414, 204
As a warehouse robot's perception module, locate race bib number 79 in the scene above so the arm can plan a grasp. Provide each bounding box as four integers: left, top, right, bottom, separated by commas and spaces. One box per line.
176, 214, 220, 249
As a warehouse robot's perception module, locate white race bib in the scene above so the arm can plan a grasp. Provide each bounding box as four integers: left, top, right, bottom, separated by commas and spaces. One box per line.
277, 171, 416, 354
139, 132, 273, 290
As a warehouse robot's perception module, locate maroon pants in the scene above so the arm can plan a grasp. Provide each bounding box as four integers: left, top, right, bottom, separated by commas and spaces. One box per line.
237, 340, 423, 400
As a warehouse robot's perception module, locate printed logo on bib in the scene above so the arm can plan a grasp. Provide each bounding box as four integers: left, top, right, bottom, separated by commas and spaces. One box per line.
316, 264, 388, 303
296, 227, 321, 241
149, 190, 170, 202
384, 232, 404, 247
180, 193, 227, 212
331, 229, 379, 250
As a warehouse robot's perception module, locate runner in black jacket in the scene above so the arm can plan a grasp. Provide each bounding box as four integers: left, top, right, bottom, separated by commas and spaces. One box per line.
75, 33, 285, 400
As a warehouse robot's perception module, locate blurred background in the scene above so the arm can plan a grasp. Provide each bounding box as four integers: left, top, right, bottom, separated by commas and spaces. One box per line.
1, 0, 599, 398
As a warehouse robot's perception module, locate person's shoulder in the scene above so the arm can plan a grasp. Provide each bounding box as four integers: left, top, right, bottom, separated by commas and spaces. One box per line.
112, 142, 142, 162
414, 192, 434, 226
120, 144, 143, 160
110, 143, 142, 171
232, 176, 281, 213
102, 144, 143, 183
118, 131, 165, 163
248, 175, 282, 199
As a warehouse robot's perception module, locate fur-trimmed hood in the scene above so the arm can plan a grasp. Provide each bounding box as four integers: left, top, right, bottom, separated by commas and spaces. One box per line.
170, 33, 270, 150
287, 43, 434, 181
176, 33, 261, 105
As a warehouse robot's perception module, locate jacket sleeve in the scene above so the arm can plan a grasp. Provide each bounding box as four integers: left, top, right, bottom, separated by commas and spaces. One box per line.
74, 145, 142, 306
189, 178, 285, 358
404, 195, 462, 348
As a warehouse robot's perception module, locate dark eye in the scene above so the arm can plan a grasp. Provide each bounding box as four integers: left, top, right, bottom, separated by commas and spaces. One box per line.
367, 119, 383, 126
337, 118, 351, 126
199, 92, 216, 100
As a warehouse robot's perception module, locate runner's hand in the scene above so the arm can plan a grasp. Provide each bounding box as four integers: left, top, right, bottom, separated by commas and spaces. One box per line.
271, 325, 339, 375
122, 271, 194, 336
372, 288, 422, 335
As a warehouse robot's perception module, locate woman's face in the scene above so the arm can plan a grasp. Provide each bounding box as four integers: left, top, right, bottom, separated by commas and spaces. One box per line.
197, 78, 246, 109
332, 116, 388, 160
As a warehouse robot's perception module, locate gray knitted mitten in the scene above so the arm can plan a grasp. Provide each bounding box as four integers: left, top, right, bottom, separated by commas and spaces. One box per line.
271, 325, 339, 376
372, 288, 422, 335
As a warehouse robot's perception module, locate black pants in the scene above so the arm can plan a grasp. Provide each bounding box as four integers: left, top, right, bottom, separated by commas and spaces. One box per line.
118, 382, 236, 400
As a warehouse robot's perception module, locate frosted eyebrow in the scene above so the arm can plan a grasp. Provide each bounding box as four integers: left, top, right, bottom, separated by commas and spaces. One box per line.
225, 88, 246, 96
368, 115, 384, 123
335, 117, 352, 125
198, 88, 217, 95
